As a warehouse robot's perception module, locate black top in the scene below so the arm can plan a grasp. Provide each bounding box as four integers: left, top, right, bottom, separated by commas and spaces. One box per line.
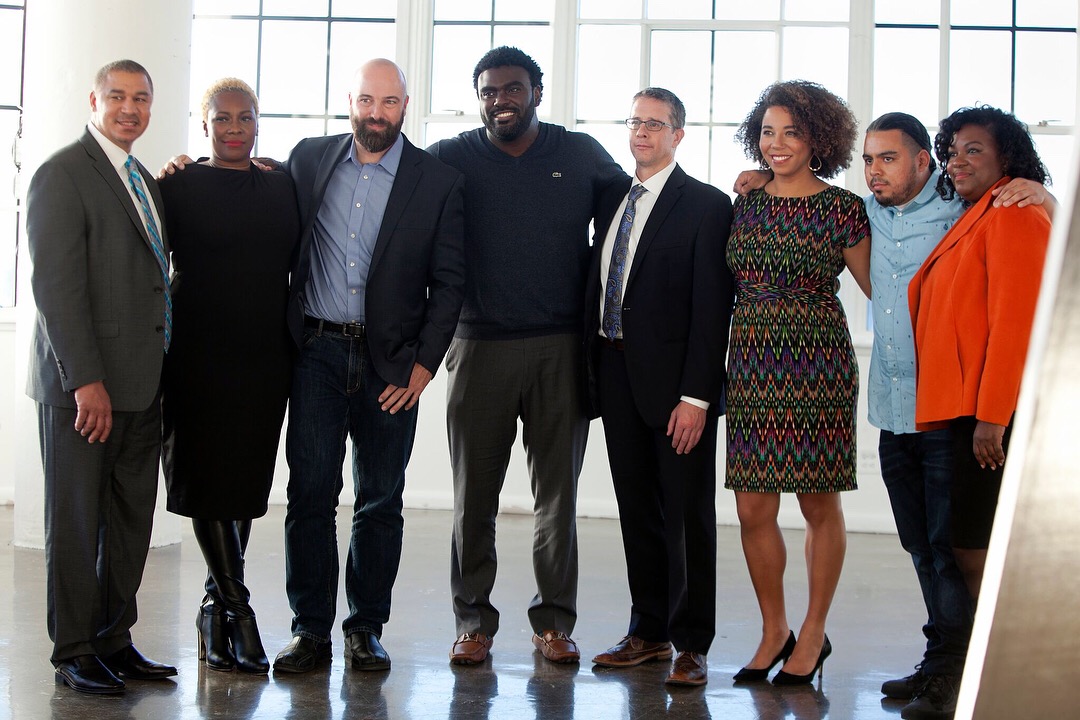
159, 162, 299, 519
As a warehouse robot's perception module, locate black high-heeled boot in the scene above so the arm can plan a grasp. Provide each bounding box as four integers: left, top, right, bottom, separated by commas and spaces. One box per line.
192, 519, 268, 674
196, 600, 235, 671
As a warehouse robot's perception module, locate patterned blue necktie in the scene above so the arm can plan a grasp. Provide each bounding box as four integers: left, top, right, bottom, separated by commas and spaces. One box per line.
602, 184, 646, 340
125, 155, 172, 351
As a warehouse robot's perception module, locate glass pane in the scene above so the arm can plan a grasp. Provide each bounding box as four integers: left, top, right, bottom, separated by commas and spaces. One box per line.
577, 25, 641, 120
329, 21, 396, 113
784, 0, 849, 22
1015, 31, 1076, 125
327, 117, 351, 135
873, 28, 940, 128
491, 25, 553, 118
495, 0, 554, 21
951, 0, 1011, 27
193, 0, 258, 14
674, 125, 710, 184
430, 25, 491, 115
715, 0, 780, 21
260, 117, 329, 161
713, 31, 778, 124
781, 27, 849, 99
330, 0, 394, 18
574, 122, 633, 176
259, 21, 329, 115
434, 0, 491, 21
578, 0, 642, 20
0, 110, 16, 307
423, 121, 477, 147
649, 31, 712, 123
1017, 0, 1079, 28
0, 11, 23, 103
189, 19, 259, 119
874, 0, 940, 25
1032, 134, 1074, 205
647, 0, 712, 20
948, 30, 1012, 112
711, 125, 749, 202
262, 0, 329, 17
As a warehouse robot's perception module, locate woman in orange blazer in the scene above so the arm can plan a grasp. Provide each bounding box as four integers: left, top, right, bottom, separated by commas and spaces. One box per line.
909, 105, 1052, 600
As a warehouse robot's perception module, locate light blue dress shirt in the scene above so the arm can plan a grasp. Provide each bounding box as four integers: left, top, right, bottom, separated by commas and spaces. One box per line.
866, 171, 964, 434
304, 133, 403, 324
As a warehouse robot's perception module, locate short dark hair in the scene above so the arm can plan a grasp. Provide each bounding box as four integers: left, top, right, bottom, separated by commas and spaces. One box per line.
94, 59, 153, 94
867, 112, 936, 173
633, 87, 685, 129
472, 46, 543, 93
933, 104, 1050, 201
735, 80, 858, 179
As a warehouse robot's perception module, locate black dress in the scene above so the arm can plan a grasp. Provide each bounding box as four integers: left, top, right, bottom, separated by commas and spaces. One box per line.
159, 162, 299, 519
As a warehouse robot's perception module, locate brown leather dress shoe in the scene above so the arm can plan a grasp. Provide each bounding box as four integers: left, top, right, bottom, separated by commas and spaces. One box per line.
666, 651, 708, 686
449, 633, 493, 665
532, 630, 580, 663
593, 635, 673, 668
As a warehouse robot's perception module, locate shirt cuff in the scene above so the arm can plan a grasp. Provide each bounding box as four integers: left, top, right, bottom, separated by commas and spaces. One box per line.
680, 396, 710, 411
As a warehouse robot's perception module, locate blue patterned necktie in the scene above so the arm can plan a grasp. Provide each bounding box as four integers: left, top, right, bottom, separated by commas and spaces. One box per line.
602, 183, 646, 340
125, 155, 172, 351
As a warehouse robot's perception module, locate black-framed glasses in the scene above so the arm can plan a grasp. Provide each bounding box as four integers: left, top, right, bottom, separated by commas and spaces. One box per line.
625, 118, 675, 132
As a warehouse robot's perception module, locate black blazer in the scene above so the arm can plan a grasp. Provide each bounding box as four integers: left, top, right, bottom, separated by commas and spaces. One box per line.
284, 134, 466, 387
584, 164, 735, 426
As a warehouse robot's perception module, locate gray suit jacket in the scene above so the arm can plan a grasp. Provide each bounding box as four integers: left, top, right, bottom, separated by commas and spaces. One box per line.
26, 128, 170, 412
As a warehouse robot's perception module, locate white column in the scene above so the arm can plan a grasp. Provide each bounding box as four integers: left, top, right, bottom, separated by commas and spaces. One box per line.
14, 0, 193, 548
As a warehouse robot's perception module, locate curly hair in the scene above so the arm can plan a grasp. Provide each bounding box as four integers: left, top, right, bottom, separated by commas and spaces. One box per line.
933, 105, 1050, 201
472, 46, 543, 93
735, 80, 859, 179
201, 77, 259, 123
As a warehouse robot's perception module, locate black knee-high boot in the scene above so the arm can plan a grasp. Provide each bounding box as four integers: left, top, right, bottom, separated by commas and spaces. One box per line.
195, 521, 234, 671
192, 519, 269, 674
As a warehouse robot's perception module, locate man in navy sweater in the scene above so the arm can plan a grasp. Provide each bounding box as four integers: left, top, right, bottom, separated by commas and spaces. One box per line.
427, 46, 627, 666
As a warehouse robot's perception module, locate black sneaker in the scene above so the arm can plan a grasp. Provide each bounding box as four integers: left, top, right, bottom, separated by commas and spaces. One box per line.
882, 664, 928, 700
900, 673, 959, 720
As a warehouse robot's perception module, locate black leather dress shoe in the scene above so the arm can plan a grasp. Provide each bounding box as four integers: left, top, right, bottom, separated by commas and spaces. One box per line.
273, 636, 332, 674
345, 631, 391, 671
101, 645, 178, 680
55, 655, 125, 694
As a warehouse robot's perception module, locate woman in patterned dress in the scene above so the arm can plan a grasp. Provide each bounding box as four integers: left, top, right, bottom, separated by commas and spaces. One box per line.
726, 81, 871, 685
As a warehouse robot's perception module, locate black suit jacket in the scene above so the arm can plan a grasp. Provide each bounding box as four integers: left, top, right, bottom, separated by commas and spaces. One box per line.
284, 134, 466, 387
584, 164, 735, 426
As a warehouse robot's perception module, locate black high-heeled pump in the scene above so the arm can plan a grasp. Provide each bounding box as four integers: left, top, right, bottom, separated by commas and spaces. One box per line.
772, 634, 831, 686
733, 631, 797, 682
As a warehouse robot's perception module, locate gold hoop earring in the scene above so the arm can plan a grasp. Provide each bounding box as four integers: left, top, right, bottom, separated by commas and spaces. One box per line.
808, 155, 823, 173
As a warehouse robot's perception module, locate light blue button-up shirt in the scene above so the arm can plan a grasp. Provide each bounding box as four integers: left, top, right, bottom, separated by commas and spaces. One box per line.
305, 133, 403, 324
866, 171, 964, 434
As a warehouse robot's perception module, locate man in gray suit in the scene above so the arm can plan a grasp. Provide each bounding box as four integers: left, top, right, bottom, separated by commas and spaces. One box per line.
26, 59, 177, 695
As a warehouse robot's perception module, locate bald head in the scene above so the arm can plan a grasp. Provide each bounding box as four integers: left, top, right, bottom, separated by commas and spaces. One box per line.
353, 58, 407, 98
349, 58, 409, 159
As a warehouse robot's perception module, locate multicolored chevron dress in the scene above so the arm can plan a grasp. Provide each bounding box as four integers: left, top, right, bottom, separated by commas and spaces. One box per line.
724, 186, 870, 493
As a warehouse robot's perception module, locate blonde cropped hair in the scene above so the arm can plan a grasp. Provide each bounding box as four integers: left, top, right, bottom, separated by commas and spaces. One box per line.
201, 78, 259, 122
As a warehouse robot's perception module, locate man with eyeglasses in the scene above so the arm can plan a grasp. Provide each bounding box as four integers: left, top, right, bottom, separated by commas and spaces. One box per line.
426, 46, 627, 666
584, 87, 733, 687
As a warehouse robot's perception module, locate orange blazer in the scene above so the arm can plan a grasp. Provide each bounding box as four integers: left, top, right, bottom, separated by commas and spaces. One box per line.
908, 177, 1051, 431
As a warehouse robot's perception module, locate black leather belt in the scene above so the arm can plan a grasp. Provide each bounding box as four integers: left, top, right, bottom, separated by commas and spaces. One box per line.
599, 337, 625, 350
305, 315, 366, 338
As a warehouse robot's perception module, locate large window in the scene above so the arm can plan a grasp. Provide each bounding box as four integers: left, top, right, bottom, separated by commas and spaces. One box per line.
0, 1, 24, 308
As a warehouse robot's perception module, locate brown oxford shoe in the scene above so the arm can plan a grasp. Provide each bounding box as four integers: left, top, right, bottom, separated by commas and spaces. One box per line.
532, 630, 580, 664
592, 635, 673, 668
665, 651, 708, 687
449, 633, 493, 665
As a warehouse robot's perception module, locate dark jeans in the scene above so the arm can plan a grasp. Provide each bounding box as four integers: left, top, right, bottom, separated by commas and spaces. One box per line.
879, 429, 974, 676
284, 328, 417, 642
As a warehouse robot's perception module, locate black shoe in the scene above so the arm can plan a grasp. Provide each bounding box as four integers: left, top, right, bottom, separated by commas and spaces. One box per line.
733, 631, 796, 682
345, 631, 391, 671
197, 605, 235, 671
54, 655, 125, 694
273, 636, 332, 674
101, 644, 178, 680
883, 664, 928, 700
229, 615, 270, 674
901, 674, 959, 719
772, 634, 831, 686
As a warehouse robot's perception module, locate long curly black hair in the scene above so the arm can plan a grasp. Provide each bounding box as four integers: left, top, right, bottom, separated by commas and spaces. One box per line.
735, 80, 859, 180
934, 105, 1050, 201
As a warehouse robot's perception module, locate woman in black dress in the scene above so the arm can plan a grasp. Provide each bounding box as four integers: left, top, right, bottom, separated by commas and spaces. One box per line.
159, 78, 298, 673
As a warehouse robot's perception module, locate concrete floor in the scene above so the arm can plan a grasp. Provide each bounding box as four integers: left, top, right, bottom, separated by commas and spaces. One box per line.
0, 504, 926, 719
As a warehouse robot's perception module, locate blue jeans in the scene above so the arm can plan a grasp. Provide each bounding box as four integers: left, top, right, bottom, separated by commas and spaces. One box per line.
879, 429, 974, 676
284, 328, 417, 641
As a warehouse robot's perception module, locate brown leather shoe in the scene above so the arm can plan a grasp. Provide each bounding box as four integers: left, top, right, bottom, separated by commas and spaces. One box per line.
449, 633, 493, 665
592, 635, 673, 668
532, 630, 580, 664
666, 651, 708, 686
